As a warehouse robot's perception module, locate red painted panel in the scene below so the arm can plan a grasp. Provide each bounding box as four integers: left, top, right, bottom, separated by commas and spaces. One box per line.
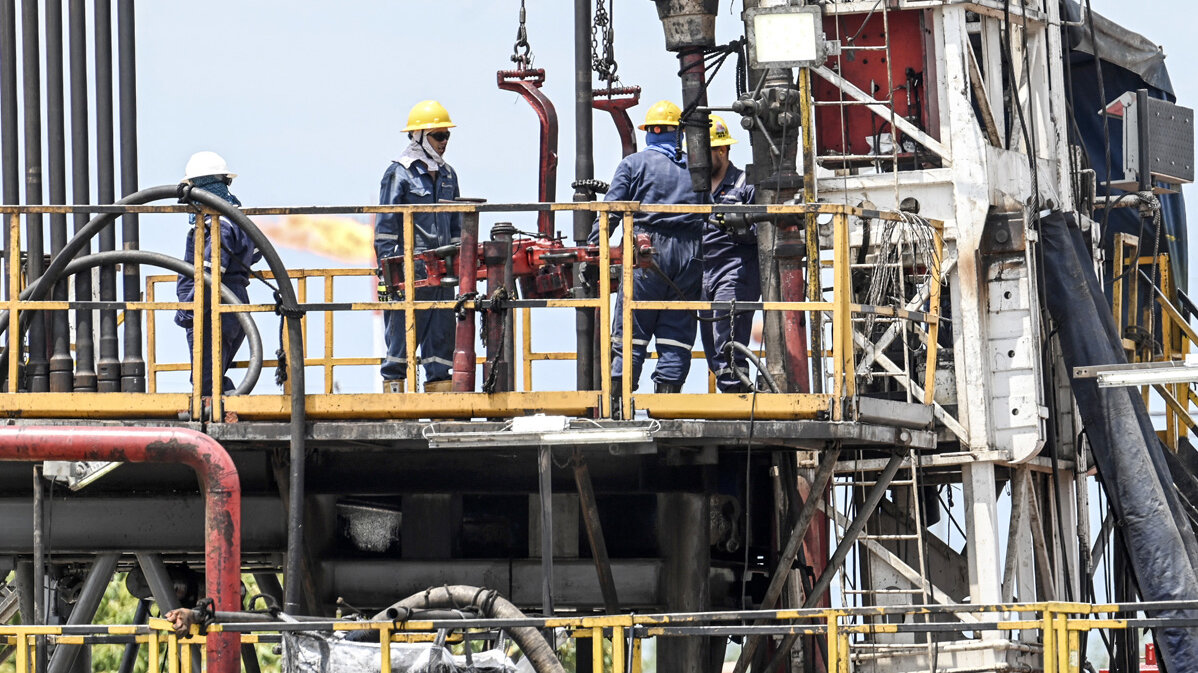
815, 10, 937, 157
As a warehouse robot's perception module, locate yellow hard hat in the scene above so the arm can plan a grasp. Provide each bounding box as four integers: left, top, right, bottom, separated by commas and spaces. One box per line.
403, 100, 456, 132
709, 115, 738, 147
638, 100, 682, 130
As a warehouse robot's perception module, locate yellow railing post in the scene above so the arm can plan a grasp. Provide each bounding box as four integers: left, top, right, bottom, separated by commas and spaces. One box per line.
190, 213, 206, 420
924, 224, 944, 404
403, 211, 417, 393
592, 626, 605, 673
324, 274, 335, 394
825, 613, 840, 673
8, 213, 20, 392
148, 627, 160, 673
167, 630, 179, 673
599, 210, 613, 417
631, 634, 643, 673
14, 631, 28, 673
522, 307, 533, 392
831, 213, 854, 418
211, 214, 224, 420
612, 626, 625, 673
621, 211, 634, 417
1042, 606, 1056, 673
380, 623, 392, 673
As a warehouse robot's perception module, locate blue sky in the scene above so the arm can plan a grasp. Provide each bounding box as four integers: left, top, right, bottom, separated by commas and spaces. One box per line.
110, 1, 1197, 392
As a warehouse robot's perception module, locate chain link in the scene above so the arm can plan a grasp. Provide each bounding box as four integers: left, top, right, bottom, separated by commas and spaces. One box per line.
591, 0, 619, 85
511, 0, 533, 70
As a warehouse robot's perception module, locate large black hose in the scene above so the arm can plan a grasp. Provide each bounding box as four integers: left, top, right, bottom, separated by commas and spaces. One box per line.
58, 250, 263, 395
370, 585, 564, 673
0, 184, 308, 610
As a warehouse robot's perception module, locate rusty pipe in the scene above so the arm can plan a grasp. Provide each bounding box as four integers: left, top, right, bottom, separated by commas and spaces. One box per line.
0, 426, 241, 673
452, 212, 480, 392
497, 69, 559, 238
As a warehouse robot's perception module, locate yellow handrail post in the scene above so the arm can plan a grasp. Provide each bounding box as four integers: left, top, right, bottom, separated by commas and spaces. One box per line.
599, 211, 612, 416
380, 623, 392, 673
592, 626, 605, 673
832, 213, 854, 419
631, 634, 643, 673
612, 626, 625, 673
325, 274, 335, 394
1042, 606, 1056, 673
621, 211, 635, 417
148, 627, 160, 673
15, 631, 28, 673
190, 214, 206, 421
211, 214, 224, 420
826, 613, 840, 673
7, 214, 20, 393
167, 630, 179, 673
403, 211, 417, 393
924, 224, 944, 404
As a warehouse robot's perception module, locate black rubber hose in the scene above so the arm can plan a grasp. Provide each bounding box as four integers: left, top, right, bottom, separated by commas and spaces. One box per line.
366, 585, 564, 673
0, 184, 308, 611
58, 250, 263, 395
726, 340, 782, 393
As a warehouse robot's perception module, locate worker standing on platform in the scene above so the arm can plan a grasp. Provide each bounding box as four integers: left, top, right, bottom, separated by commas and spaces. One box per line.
699, 116, 760, 392
589, 100, 707, 395
175, 151, 262, 396
376, 100, 461, 393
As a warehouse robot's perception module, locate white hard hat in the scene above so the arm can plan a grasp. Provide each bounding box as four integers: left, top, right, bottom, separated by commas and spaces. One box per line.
183, 151, 237, 183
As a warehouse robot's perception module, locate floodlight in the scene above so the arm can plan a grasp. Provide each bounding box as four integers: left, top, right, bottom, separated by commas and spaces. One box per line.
744, 5, 827, 69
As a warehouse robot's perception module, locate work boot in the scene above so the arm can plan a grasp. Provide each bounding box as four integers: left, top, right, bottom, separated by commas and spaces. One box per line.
654, 381, 683, 394
384, 378, 406, 394
424, 379, 453, 393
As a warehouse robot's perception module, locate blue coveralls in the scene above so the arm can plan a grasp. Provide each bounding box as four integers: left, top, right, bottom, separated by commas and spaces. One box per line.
376, 159, 461, 383
699, 165, 760, 391
589, 138, 706, 388
175, 179, 262, 396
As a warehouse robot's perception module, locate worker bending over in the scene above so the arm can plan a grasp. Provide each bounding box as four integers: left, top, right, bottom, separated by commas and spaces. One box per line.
590, 100, 707, 395
376, 100, 461, 393
699, 116, 760, 392
175, 151, 262, 396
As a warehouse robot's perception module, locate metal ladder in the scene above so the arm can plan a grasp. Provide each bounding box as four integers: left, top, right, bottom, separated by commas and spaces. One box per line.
838, 446, 937, 672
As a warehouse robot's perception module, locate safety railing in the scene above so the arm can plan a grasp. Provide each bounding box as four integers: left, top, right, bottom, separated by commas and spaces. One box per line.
0, 201, 942, 424
0, 601, 1189, 673
1112, 236, 1195, 449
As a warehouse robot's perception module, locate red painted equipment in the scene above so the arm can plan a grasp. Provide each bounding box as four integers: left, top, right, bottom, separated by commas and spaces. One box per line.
380, 232, 656, 300
497, 69, 559, 237
0, 426, 241, 673
592, 85, 641, 158
453, 213, 481, 392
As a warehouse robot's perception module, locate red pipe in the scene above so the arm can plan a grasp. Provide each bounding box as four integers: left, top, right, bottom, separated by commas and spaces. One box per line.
497, 69, 558, 238
453, 212, 481, 392
0, 426, 241, 673
777, 226, 812, 393
591, 85, 641, 158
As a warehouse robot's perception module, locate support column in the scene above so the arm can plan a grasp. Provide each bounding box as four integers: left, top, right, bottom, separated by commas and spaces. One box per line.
962, 462, 1002, 647
657, 493, 710, 672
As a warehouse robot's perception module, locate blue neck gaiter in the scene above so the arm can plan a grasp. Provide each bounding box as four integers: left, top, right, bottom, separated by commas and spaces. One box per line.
189, 175, 242, 225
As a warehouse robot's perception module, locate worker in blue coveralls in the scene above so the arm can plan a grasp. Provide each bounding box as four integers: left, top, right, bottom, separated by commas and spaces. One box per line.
700, 115, 760, 392
376, 100, 461, 393
589, 100, 707, 395
175, 151, 262, 396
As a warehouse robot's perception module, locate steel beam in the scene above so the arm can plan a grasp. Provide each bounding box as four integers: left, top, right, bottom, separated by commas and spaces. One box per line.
48, 553, 120, 673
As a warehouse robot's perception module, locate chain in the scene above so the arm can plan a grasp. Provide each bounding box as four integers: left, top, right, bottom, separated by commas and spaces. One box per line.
511, 0, 533, 70
591, 0, 619, 86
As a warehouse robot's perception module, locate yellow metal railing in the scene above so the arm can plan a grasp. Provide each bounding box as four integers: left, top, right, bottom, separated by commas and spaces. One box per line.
0, 601, 1184, 673
0, 202, 943, 423
1113, 235, 1196, 449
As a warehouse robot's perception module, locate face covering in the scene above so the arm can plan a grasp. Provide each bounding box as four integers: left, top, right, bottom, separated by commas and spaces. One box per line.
189, 175, 241, 225
397, 129, 447, 171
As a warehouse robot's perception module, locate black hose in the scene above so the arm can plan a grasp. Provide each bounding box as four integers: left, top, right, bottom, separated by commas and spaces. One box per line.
725, 340, 781, 393
58, 250, 263, 395
0, 184, 308, 610
365, 585, 564, 673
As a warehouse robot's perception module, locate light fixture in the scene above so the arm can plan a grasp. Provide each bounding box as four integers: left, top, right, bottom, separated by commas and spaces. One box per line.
743, 5, 828, 69
1073, 357, 1198, 388
42, 460, 122, 490
424, 416, 658, 450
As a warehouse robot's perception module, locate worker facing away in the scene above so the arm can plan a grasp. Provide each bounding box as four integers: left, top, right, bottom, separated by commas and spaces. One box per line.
699, 115, 760, 392
376, 99, 461, 393
590, 100, 708, 396
174, 151, 262, 396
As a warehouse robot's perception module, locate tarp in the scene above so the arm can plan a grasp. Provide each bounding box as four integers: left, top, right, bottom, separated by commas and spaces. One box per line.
1042, 210, 1198, 673
281, 632, 519, 673
1061, 1, 1188, 292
